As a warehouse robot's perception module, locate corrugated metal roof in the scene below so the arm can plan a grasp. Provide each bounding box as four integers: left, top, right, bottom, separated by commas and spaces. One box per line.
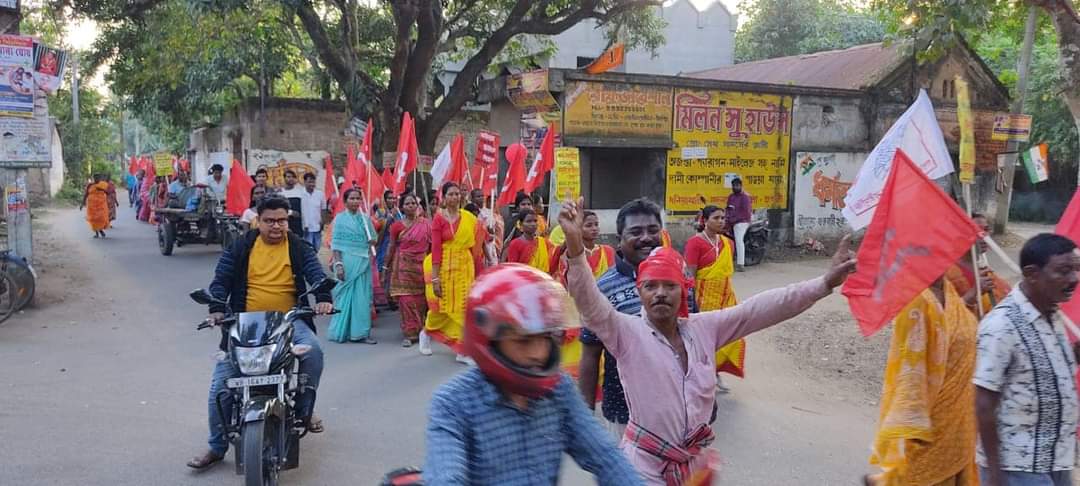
683, 42, 910, 91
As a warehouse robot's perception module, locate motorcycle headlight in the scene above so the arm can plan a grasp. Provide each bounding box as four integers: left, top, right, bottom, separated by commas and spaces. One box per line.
234, 344, 276, 375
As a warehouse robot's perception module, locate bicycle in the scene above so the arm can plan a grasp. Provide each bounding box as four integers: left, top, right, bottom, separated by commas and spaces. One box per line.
0, 249, 35, 325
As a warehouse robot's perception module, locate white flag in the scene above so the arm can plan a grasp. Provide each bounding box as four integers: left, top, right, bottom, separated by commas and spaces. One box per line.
430, 141, 452, 187
843, 90, 954, 230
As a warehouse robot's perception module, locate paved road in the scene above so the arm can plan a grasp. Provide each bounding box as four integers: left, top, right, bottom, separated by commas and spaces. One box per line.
0, 202, 878, 485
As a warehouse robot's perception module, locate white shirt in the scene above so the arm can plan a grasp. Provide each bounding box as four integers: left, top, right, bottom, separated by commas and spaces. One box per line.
206, 176, 227, 200
974, 286, 1078, 473
299, 189, 326, 232
240, 208, 258, 225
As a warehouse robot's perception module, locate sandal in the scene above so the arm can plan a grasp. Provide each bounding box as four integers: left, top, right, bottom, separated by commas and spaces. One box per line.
308, 416, 325, 434
186, 450, 224, 470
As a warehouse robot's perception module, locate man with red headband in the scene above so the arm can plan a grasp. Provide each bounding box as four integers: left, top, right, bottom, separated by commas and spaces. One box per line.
424, 264, 643, 485
559, 198, 856, 485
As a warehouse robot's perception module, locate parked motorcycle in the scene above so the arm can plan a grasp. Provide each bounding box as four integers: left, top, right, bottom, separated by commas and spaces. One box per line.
742, 218, 769, 267
189, 278, 336, 486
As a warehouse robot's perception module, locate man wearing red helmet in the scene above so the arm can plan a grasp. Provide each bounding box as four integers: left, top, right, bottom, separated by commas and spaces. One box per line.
423, 264, 643, 485
558, 197, 856, 485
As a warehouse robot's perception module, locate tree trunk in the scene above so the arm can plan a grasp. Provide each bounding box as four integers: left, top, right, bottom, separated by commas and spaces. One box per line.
1043, 1, 1080, 179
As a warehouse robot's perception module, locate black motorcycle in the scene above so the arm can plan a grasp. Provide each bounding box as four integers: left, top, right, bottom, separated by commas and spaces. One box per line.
190, 278, 336, 486
742, 218, 769, 267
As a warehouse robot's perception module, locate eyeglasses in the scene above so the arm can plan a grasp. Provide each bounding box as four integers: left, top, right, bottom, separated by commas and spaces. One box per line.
261, 218, 289, 227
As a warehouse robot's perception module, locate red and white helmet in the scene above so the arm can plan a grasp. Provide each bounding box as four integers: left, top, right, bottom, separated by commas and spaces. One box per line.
464, 264, 580, 398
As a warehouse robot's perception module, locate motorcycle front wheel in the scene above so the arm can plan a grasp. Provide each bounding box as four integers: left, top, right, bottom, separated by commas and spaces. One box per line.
243, 419, 280, 486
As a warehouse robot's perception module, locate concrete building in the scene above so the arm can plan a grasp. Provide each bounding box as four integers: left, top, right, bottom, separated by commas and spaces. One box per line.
476, 40, 1011, 247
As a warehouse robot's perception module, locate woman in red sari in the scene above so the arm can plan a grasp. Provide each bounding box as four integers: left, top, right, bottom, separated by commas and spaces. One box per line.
503, 209, 553, 272
386, 193, 431, 347
550, 210, 615, 285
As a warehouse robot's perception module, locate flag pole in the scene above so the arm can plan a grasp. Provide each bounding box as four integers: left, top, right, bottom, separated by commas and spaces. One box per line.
963, 183, 984, 318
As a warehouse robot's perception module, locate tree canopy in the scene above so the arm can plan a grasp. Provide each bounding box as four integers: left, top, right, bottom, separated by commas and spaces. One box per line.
734, 0, 886, 63
68, 0, 666, 154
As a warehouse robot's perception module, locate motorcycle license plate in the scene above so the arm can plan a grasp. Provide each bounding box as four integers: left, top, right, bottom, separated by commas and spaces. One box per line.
226, 374, 286, 389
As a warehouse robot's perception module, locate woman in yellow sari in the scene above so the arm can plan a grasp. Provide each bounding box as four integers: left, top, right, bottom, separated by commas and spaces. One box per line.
422, 182, 486, 364
865, 279, 977, 486
549, 210, 615, 381
81, 174, 110, 238
503, 209, 552, 272
684, 206, 744, 378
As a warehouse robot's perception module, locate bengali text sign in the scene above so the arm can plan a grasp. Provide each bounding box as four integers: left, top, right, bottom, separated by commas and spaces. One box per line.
563, 81, 672, 143
665, 89, 792, 211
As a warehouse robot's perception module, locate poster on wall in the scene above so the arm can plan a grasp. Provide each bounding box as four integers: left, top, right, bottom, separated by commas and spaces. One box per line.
248, 149, 328, 189
0, 35, 35, 118
793, 152, 866, 241
507, 69, 559, 113
554, 147, 581, 201
665, 89, 793, 212
32, 41, 68, 94
0, 115, 51, 166
562, 81, 672, 144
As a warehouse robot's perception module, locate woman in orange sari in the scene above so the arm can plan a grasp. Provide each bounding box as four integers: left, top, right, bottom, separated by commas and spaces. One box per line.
422, 182, 486, 364
503, 209, 553, 272
82, 174, 111, 238
865, 279, 977, 486
684, 206, 745, 381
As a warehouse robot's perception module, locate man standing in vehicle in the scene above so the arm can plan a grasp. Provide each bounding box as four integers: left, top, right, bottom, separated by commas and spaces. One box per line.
726, 177, 752, 272
187, 196, 333, 470
206, 163, 228, 201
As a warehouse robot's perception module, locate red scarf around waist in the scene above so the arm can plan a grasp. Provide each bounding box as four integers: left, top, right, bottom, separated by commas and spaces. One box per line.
625, 420, 716, 485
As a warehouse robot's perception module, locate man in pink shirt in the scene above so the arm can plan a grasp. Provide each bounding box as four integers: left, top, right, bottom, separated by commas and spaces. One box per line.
558, 198, 856, 485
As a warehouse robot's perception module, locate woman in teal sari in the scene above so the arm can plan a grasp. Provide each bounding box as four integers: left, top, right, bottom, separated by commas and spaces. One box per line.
328, 188, 377, 344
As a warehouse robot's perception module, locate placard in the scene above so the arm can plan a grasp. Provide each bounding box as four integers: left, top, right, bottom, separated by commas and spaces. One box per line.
507, 69, 558, 113
248, 149, 328, 190
563, 81, 672, 143
554, 147, 581, 201
153, 152, 175, 177
665, 89, 792, 212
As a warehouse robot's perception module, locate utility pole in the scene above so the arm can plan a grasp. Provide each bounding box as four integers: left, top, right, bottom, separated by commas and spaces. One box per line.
71, 56, 79, 125
0, 1, 31, 260
993, 8, 1038, 235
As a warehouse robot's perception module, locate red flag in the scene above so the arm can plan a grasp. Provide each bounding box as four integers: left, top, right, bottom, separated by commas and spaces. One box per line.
225, 160, 255, 217
345, 143, 362, 188
447, 134, 469, 185
524, 123, 555, 193
1056, 190, 1080, 336
841, 149, 981, 336
128, 156, 138, 175
144, 156, 156, 179
323, 154, 337, 205
391, 112, 420, 195
365, 163, 387, 209
497, 142, 528, 208
471, 130, 500, 195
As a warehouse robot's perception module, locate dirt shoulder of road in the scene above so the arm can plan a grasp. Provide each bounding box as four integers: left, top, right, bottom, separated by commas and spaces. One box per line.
27, 207, 92, 308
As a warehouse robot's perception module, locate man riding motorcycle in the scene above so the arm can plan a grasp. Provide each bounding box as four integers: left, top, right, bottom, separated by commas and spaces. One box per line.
187, 196, 333, 470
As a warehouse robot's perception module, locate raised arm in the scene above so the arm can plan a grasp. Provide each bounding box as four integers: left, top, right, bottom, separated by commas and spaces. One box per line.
560, 198, 635, 357
699, 235, 854, 350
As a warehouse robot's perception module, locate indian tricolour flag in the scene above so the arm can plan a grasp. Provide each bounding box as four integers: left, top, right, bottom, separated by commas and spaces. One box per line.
1022, 143, 1049, 184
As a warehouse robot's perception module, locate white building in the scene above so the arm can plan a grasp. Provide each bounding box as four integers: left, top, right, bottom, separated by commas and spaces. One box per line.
438, 0, 736, 91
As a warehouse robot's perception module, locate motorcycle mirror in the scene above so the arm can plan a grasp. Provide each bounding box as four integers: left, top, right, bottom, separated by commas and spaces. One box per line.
189, 288, 224, 306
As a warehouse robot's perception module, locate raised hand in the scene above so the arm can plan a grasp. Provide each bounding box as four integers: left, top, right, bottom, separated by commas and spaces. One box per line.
824, 234, 857, 289
558, 196, 586, 258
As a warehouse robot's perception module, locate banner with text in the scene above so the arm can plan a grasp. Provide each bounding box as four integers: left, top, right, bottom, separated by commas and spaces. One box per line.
0, 35, 35, 118
665, 89, 792, 212
153, 152, 175, 177
248, 149, 329, 190
563, 81, 672, 144
554, 147, 581, 201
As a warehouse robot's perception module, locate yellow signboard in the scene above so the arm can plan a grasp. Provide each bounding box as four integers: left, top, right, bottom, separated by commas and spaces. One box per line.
153, 152, 174, 177
554, 147, 581, 201
507, 69, 559, 113
665, 89, 793, 212
563, 81, 673, 143
956, 77, 975, 184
